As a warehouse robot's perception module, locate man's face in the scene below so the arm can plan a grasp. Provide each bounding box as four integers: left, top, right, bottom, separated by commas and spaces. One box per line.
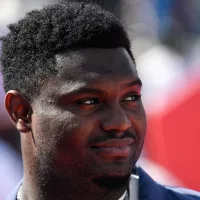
30, 48, 146, 187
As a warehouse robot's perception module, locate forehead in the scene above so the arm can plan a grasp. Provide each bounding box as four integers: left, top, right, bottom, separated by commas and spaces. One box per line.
40, 48, 138, 98
56, 47, 136, 78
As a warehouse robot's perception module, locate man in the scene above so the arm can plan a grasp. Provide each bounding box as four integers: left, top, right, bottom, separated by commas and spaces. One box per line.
1, 1, 200, 200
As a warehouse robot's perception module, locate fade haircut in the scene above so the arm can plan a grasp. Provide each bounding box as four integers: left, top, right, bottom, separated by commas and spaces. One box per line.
1, 1, 134, 102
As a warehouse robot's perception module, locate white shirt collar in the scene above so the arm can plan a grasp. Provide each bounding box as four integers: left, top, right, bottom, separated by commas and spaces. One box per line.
129, 174, 139, 200
118, 173, 139, 200
118, 190, 127, 200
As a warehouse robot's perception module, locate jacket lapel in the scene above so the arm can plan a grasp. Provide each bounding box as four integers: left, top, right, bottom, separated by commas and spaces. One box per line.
138, 167, 169, 200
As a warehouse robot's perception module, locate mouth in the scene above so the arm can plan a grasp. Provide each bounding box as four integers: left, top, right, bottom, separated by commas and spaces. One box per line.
89, 138, 135, 160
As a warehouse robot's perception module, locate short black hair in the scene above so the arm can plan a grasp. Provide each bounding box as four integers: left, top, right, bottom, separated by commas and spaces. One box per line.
1, 1, 134, 102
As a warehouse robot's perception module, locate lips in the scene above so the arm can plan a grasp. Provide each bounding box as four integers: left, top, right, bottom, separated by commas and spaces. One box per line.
89, 138, 135, 148
89, 138, 135, 160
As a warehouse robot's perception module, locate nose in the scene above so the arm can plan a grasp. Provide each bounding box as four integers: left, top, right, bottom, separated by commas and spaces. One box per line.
100, 104, 131, 135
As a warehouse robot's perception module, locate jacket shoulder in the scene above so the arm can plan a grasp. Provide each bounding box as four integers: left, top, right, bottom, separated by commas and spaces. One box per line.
161, 185, 200, 200
137, 167, 200, 200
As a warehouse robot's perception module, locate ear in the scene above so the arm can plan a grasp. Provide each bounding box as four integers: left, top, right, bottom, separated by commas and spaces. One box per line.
5, 90, 32, 133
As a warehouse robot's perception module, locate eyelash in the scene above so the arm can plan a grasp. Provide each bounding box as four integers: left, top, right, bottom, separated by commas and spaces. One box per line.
75, 97, 101, 105
121, 94, 141, 102
75, 94, 141, 105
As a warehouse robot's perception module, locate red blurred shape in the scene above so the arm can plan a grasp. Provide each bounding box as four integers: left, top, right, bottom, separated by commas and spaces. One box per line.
145, 78, 200, 191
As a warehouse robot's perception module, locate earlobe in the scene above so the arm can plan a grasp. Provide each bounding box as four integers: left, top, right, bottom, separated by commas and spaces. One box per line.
5, 90, 32, 133
16, 119, 31, 133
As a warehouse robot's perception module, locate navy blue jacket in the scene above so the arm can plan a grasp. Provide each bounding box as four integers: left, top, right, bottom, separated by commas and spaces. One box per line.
5, 167, 200, 200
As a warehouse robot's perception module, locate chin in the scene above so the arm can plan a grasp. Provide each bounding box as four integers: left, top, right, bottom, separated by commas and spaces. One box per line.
93, 171, 131, 189
91, 161, 133, 189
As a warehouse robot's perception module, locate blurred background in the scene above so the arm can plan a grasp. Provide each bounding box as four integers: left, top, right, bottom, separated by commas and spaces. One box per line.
0, 0, 200, 198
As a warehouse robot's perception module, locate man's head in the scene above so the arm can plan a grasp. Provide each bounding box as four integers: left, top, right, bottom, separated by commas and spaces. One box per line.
1, 1, 146, 199
1, 1, 133, 101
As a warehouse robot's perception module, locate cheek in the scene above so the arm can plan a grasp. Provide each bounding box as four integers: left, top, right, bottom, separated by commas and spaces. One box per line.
32, 109, 81, 153
32, 108, 96, 164
54, 116, 98, 167
130, 105, 147, 135
133, 107, 146, 160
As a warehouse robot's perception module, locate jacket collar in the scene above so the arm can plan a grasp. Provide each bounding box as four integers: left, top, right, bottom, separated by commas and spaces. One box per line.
138, 167, 169, 200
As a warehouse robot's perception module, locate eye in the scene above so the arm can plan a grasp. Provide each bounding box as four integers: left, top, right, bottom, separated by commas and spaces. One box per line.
76, 98, 101, 105
123, 94, 141, 101
122, 94, 141, 102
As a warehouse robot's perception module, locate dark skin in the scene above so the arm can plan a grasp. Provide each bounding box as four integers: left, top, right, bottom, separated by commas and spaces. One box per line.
5, 48, 146, 200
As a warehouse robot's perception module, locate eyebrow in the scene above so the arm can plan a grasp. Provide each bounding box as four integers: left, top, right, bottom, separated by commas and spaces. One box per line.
122, 78, 142, 88
59, 78, 142, 97
66, 88, 106, 96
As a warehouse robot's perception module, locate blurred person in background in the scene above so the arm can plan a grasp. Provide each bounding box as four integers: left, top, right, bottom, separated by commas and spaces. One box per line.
1, 1, 200, 200
0, 27, 23, 199
0, 72, 23, 199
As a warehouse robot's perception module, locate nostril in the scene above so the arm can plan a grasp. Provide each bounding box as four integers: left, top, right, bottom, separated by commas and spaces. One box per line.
100, 106, 131, 132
